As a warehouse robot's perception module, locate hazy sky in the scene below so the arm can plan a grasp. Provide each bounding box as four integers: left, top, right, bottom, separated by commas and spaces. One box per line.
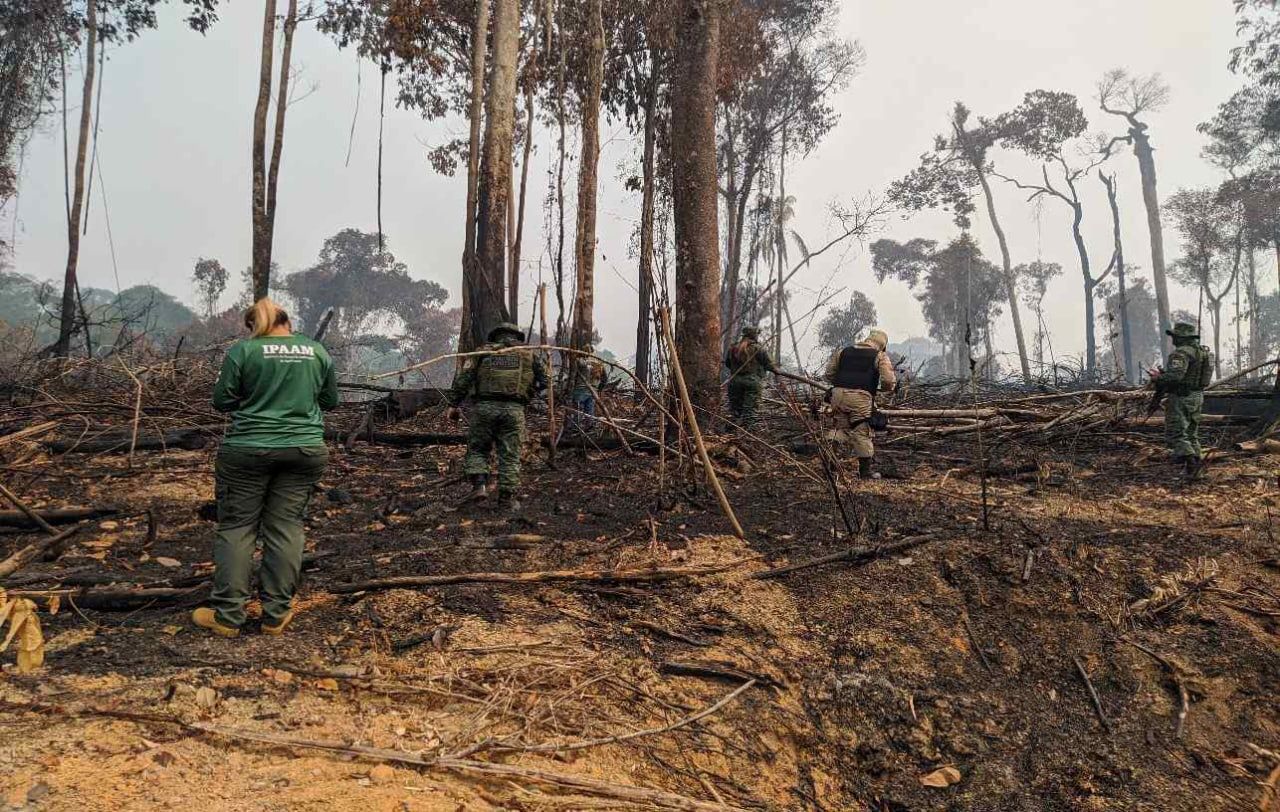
5, 0, 1250, 371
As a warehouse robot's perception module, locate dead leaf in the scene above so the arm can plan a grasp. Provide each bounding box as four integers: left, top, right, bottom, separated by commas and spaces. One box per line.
920, 766, 962, 788
263, 668, 295, 685
154, 557, 182, 568
161, 625, 182, 636
368, 764, 396, 785
313, 677, 339, 691
46, 596, 61, 616
0, 590, 45, 673
195, 686, 218, 710
98, 520, 119, 531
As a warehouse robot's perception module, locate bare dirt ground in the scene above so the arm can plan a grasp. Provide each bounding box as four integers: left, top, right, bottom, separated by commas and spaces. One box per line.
2, 395, 1279, 811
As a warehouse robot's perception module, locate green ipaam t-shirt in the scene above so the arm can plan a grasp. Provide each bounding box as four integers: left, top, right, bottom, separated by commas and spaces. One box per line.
212, 335, 339, 448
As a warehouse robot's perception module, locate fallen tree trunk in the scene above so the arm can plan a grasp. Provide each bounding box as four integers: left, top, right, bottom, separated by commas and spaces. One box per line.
46, 430, 209, 454
329, 558, 753, 594
0, 525, 84, 579
1233, 438, 1280, 455
752, 533, 937, 580
326, 429, 467, 447
0, 506, 120, 528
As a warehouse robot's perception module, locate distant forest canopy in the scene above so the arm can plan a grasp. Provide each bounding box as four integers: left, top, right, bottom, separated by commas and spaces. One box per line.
0, 227, 462, 385
0, 1, 1277, 396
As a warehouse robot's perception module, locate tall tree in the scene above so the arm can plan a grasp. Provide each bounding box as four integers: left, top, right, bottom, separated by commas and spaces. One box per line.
52, 0, 96, 357
1097, 69, 1174, 348
1098, 171, 1135, 382
1166, 187, 1244, 378
0, 0, 70, 221
890, 101, 1032, 382
996, 90, 1112, 379
1015, 259, 1062, 369
570, 0, 605, 357
816, 291, 876, 353
634, 47, 662, 389
192, 257, 229, 318
716, 2, 861, 348
469, 0, 518, 347
460, 0, 489, 350
670, 0, 725, 414
872, 234, 1006, 377
249, 0, 298, 302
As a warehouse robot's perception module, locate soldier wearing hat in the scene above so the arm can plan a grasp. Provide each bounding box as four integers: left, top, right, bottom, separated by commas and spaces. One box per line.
824, 328, 896, 478
1152, 322, 1213, 478
447, 322, 549, 510
724, 325, 777, 427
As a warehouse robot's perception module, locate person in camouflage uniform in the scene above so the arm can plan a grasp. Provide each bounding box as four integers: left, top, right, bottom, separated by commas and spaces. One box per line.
448, 322, 548, 510
724, 326, 776, 427
566, 344, 606, 436
1153, 322, 1214, 479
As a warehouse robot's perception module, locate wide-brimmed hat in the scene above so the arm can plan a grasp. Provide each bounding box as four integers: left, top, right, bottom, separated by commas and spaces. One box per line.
1166, 322, 1199, 340
488, 322, 527, 342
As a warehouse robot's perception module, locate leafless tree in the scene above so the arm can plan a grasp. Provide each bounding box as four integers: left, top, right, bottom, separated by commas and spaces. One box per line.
1097, 68, 1174, 350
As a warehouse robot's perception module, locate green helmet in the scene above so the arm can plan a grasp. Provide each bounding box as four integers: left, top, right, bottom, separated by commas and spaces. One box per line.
488, 322, 526, 342
741, 326, 760, 340
1167, 322, 1199, 342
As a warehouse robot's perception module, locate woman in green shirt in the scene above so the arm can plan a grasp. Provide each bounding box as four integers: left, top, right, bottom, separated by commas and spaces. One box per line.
192, 298, 339, 637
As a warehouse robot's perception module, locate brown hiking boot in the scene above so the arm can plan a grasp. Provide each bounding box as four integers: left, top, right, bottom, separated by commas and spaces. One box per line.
191, 607, 240, 638
262, 609, 296, 636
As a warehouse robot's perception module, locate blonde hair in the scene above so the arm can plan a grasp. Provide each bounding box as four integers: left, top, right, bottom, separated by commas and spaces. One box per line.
244, 298, 290, 338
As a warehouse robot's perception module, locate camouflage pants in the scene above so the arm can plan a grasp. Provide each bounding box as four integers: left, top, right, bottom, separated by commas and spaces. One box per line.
727, 377, 764, 425
1165, 392, 1204, 460
464, 400, 526, 492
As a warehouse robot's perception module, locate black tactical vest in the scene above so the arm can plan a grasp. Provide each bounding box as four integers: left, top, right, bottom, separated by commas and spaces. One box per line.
832, 346, 880, 393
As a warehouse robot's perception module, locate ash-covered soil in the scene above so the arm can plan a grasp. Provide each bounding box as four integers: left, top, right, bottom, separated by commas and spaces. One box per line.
2, 414, 1278, 811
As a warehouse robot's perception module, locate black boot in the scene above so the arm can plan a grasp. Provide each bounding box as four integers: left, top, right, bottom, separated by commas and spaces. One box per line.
460, 474, 488, 504
497, 490, 522, 513
858, 457, 880, 479
1184, 456, 1205, 482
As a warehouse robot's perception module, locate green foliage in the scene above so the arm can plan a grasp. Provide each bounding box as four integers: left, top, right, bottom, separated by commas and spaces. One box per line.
995, 90, 1090, 161
282, 229, 459, 377
872, 233, 1006, 352
817, 291, 877, 352
192, 257, 228, 318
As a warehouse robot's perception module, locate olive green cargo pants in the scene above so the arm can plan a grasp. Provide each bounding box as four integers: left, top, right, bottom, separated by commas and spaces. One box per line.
463, 400, 526, 492
1164, 392, 1204, 460
727, 376, 764, 426
211, 445, 328, 628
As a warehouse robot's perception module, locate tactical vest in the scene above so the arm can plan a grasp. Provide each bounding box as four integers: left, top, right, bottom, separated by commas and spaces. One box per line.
728, 340, 766, 377
832, 346, 881, 393
1170, 345, 1213, 395
475, 346, 535, 402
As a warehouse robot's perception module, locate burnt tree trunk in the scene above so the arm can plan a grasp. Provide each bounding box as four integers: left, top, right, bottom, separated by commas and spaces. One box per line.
53, 0, 96, 357
571, 0, 604, 355
976, 169, 1031, 383
635, 48, 660, 390
471, 0, 519, 348
1069, 203, 1097, 380
263, 0, 298, 294
1101, 172, 1135, 383
670, 0, 725, 416
458, 0, 490, 351
1130, 125, 1172, 350
249, 0, 277, 302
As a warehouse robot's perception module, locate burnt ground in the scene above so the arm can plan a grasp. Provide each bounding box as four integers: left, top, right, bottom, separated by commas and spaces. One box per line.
1, 405, 1279, 812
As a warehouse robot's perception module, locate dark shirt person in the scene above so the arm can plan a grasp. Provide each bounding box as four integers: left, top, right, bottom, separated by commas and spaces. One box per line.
192, 298, 338, 637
